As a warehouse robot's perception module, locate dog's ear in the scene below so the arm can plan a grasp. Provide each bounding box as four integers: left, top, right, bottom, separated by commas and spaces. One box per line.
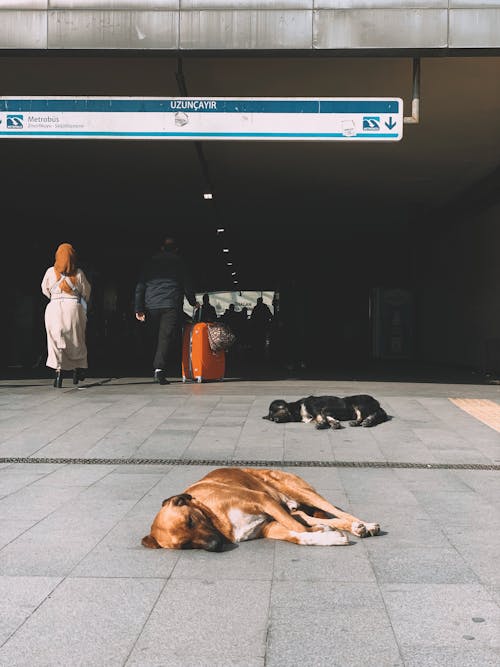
168, 493, 193, 507
161, 493, 193, 507
142, 534, 161, 549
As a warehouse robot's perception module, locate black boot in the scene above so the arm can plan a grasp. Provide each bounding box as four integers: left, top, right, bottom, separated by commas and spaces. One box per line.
154, 369, 169, 385
73, 368, 86, 384
54, 370, 63, 388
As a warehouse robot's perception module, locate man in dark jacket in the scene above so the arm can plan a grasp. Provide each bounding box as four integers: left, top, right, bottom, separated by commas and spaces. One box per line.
135, 237, 199, 384
199, 293, 218, 322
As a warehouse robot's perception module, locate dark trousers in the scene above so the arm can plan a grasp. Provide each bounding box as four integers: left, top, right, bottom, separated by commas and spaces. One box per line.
147, 308, 179, 371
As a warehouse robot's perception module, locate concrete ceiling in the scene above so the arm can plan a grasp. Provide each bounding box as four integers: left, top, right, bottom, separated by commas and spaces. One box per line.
1, 53, 499, 290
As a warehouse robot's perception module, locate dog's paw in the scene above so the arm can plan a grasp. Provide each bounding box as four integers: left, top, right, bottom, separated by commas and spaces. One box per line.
317, 524, 333, 532
348, 420, 361, 427
285, 499, 299, 511
294, 529, 349, 546
351, 521, 380, 537
364, 522, 380, 536
315, 421, 330, 430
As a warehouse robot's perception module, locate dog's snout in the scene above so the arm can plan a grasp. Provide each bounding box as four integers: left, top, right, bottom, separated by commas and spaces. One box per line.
204, 535, 225, 552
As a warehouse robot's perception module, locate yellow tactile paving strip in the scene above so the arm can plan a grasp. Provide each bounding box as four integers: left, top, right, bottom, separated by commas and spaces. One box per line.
449, 398, 500, 433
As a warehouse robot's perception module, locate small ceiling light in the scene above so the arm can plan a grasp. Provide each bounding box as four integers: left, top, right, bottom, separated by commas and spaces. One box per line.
226, 262, 233, 266
222, 248, 229, 253
233, 280, 238, 284
216, 228, 225, 233
203, 192, 213, 200
231, 272, 236, 276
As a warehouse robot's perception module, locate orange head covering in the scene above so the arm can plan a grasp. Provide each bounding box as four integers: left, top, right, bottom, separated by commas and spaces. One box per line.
54, 243, 78, 294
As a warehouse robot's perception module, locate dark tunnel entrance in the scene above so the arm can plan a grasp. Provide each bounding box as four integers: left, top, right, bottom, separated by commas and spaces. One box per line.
1, 54, 500, 383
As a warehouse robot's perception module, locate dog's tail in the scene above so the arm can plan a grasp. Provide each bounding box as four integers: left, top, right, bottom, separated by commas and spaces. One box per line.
363, 408, 389, 427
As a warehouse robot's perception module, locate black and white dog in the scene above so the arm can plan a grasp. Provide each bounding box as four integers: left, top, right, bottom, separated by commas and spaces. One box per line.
263, 395, 388, 430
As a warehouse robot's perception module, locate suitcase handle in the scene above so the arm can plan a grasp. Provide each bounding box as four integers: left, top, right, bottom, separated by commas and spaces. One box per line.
193, 306, 202, 323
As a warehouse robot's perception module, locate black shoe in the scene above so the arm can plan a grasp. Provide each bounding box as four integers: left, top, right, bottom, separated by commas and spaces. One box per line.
54, 370, 63, 388
73, 368, 86, 384
153, 370, 170, 385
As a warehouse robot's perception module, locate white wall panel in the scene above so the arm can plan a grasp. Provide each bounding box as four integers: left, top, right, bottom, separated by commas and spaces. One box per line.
47, 9, 178, 47
0, 0, 47, 7
314, 9, 447, 48
0, 11, 47, 46
181, 0, 311, 10
180, 10, 312, 49
450, 9, 500, 47
0, 3, 499, 50
314, 1, 447, 7
50, 0, 177, 9
451, 1, 500, 6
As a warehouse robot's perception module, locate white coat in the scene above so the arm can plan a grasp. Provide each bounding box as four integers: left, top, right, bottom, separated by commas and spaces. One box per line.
41, 267, 92, 371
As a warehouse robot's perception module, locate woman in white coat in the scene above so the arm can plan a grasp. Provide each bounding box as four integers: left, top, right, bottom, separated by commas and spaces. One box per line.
41, 243, 91, 387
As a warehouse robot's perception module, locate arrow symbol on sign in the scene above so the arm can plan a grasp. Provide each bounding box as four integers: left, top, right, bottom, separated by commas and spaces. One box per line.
385, 117, 396, 130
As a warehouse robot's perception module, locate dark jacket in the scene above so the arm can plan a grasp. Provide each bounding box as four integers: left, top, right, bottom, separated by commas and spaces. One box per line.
199, 303, 217, 322
134, 250, 197, 312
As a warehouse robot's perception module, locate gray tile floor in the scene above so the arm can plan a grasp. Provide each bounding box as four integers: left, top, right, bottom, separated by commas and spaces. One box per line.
0, 375, 499, 666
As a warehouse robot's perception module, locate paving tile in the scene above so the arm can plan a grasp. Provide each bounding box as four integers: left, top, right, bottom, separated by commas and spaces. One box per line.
32, 464, 113, 487
127, 579, 270, 665
281, 466, 345, 490
394, 468, 475, 493
0, 485, 87, 523
268, 581, 402, 667
0, 468, 53, 497
0, 518, 37, 550
0, 577, 165, 666
455, 470, 500, 502
273, 538, 376, 582
171, 536, 275, 580
232, 447, 284, 461
439, 530, 500, 587
381, 583, 500, 658
0, 575, 61, 645
402, 645, 500, 667
370, 547, 478, 584
350, 504, 450, 550
72, 526, 181, 579
339, 468, 420, 506
0, 472, 162, 576
135, 430, 195, 458
411, 490, 499, 528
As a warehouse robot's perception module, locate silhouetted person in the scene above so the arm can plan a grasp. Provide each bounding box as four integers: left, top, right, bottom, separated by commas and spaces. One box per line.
251, 297, 273, 327
250, 296, 273, 358
199, 293, 218, 322
134, 237, 199, 385
274, 281, 307, 372
236, 306, 250, 345
221, 303, 238, 329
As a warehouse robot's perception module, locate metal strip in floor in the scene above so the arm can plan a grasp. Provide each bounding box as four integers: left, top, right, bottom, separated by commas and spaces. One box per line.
0, 458, 498, 470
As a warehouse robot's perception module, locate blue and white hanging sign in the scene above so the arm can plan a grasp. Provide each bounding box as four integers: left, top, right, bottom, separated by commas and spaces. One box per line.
0, 96, 403, 141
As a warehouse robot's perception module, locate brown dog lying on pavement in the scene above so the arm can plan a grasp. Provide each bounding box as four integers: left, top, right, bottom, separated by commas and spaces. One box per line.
142, 467, 380, 552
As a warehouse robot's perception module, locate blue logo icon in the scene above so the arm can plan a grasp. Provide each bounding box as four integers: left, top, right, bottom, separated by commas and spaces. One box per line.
363, 116, 380, 131
7, 114, 24, 128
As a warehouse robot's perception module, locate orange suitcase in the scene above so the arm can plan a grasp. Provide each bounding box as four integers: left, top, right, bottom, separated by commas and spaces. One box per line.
182, 322, 225, 383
